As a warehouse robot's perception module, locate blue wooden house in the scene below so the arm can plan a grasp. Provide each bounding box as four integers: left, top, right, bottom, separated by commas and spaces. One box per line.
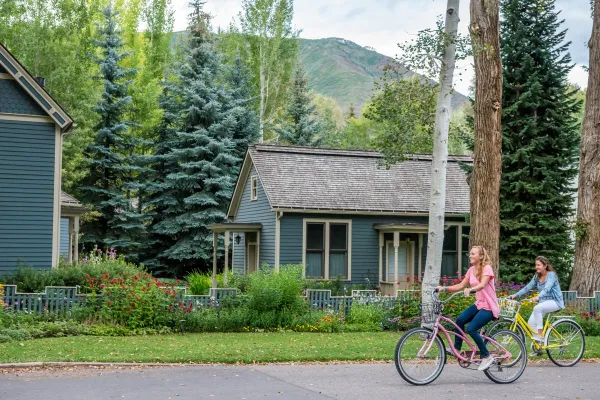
209, 144, 471, 294
0, 44, 85, 273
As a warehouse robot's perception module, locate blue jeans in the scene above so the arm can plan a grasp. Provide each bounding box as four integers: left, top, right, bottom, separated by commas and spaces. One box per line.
454, 304, 494, 358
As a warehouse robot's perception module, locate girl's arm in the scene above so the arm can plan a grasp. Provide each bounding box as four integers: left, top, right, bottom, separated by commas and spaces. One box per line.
471, 274, 491, 292
513, 276, 536, 298
437, 275, 469, 294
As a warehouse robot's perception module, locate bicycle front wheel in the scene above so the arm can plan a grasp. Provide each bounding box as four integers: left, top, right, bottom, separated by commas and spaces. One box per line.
395, 327, 446, 385
483, 329, 527, 384
545, 319, 585, 367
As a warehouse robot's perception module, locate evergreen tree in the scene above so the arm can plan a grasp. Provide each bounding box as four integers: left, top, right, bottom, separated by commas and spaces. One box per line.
276, 65, 321, 146
147, 1, 239, 274
499, 0, 581, 282
79, 6, 146, 260
140, 83, 180, 274
226, 55, 259, 164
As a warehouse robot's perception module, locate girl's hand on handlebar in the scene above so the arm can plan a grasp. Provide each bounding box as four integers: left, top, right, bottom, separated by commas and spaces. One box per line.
508, 295, 516, 300
463, 288, 473, 297
532, 296, 539, 303
436, 285, 444, 293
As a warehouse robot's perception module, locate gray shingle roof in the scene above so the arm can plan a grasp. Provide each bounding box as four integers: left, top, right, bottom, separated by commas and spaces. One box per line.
249, 144, 471, 214
61, 191, 81, 206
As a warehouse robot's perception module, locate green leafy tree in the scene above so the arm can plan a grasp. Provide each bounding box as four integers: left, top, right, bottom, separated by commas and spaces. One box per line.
238, 0, 299, 142
499, 0, 581, 282
276, 65, 322, 146
79, 6, 146, 260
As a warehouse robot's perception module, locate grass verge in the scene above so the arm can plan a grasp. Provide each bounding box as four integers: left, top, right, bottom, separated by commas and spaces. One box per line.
0, 332, 598, 364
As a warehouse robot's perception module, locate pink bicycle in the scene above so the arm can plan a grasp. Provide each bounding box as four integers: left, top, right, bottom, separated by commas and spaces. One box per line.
395, 289, 527, 385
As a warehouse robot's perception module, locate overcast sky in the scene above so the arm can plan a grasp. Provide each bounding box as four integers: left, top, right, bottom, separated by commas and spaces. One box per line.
171, 0, 592, 95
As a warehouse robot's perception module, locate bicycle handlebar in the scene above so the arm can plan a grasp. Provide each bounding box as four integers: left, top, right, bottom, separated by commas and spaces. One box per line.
432, 288, 476, 303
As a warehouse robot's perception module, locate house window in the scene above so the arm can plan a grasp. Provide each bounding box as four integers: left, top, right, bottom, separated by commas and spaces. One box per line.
250, 176, 258, 201
304, 220, 351, 280
306, 223, 325, 278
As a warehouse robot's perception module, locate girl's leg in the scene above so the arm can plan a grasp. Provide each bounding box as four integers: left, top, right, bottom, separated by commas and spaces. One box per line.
454, 304, 478, 352
466, 309, 494, 358
532, 300, 561, 336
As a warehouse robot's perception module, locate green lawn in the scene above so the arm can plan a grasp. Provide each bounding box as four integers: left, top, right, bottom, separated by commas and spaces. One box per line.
0, 332, 598, 364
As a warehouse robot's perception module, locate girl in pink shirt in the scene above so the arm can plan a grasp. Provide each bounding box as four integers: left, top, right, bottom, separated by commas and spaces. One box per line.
436, 246, 500, 371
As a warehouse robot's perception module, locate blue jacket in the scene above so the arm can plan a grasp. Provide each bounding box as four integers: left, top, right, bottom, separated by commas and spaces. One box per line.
514, 271, 565, 309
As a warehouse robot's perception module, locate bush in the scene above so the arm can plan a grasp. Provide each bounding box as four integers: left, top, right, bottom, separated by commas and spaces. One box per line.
1, 252, 143, 293
348, 304, 384, 328
84, 271, 183, 329
247, 265, 304, 315
186, 271, 214, 295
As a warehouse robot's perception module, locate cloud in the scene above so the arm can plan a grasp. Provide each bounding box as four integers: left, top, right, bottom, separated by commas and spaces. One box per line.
344, 7, 366, 20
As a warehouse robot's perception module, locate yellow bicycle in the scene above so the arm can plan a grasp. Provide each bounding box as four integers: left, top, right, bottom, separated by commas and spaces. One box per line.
484, 298, 585, 367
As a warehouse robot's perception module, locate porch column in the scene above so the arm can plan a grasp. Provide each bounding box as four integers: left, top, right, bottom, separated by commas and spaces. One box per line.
212, 231, 218, 288
378, 232, 384, 283
393, 232, 399, 293
73, 216, 79, 263
457, 225, 463, 279
67, 217, 73, 264
224, 230, 230, 286
418, 233, 423, 281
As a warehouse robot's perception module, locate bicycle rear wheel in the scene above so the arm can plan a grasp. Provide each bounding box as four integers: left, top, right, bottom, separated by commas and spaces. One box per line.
483, 329, 527, 384
395, 328, 446, 385
545, 319, 585, 367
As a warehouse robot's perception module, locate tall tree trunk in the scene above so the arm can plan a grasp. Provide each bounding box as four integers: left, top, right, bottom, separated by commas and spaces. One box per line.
570, 0, 600, 296
422, 0, 460, 308
469, 0, 503, 278
259, 43, 265, 143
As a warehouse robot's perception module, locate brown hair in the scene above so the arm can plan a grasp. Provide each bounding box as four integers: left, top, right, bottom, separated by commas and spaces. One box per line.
535, 256, 554, 279
472, 246, 493, 281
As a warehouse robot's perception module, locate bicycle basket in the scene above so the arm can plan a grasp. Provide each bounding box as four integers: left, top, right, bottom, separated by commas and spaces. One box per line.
498, 298, 520, 318
420, 302, 442, 323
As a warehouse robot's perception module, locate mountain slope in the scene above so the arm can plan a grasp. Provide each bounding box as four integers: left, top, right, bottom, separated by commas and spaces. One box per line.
300, 37, 469, 113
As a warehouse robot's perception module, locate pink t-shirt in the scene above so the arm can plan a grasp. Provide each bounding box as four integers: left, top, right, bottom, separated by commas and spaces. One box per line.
465, 265, 499, 318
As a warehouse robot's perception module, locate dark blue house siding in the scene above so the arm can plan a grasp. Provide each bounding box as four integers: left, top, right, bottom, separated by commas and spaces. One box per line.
232, 165, 275, 272
60, 218, 69, 257
0, 120, 55, 272
279, 213, 466, 284
0, 79, 46, 115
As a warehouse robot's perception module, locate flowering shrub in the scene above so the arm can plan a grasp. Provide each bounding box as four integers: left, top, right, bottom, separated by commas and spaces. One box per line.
85, 271, 184, 329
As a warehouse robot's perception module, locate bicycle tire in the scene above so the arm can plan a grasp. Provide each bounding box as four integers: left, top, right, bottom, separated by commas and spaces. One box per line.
484, 318, 526, 343
395, 327, 446, 385
545, 319, 585, 367
483, 329, 527, 384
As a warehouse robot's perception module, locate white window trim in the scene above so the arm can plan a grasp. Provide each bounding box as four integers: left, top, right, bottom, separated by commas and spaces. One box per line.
250, 175, 258, 201
302, 218, 352, 281
383, 240, 414, 284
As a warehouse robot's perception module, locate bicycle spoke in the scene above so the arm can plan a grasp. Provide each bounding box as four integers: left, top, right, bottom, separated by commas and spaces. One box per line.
546, 320, 585, 367
395, 328, 445, 385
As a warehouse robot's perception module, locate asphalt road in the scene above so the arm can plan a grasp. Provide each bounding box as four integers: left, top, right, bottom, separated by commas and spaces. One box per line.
0, 362, 596, 399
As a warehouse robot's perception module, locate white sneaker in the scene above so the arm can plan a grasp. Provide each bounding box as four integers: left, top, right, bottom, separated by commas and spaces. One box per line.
532, 334, 543, 342
478, 355, 495, 371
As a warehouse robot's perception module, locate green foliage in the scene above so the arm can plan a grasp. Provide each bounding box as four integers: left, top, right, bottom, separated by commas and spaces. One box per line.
78, 6, 146, 262
144, 3, 241, 273
246, 265, 304, 314
186, 271, 228, 295
348, 304, 384, 329
499, 0, 581, 283
84, 270, 181, 329
0, 252, 143, 293
237, 0, 299, 141
276, 65, 322, 146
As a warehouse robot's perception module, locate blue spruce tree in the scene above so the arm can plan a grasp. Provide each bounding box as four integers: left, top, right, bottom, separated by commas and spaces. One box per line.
79, 6, 145, 261
147, 1, 240, 273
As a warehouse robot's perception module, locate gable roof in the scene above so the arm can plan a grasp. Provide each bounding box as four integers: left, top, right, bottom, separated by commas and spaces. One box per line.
228, 144, 471, 217
0, 44, 73, 132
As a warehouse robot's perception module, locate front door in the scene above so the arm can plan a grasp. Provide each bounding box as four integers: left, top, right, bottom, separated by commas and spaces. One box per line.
386, 241, 408, 283
247, 244, 257, 273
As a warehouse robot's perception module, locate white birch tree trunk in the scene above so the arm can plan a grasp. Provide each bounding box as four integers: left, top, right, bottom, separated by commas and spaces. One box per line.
421, 0, 460, 313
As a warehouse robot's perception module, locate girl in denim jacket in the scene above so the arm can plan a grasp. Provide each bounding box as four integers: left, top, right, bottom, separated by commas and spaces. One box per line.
510, 256, 564, 344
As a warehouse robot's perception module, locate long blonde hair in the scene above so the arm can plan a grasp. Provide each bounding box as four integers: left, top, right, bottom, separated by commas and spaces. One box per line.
472, 246, 493, 281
